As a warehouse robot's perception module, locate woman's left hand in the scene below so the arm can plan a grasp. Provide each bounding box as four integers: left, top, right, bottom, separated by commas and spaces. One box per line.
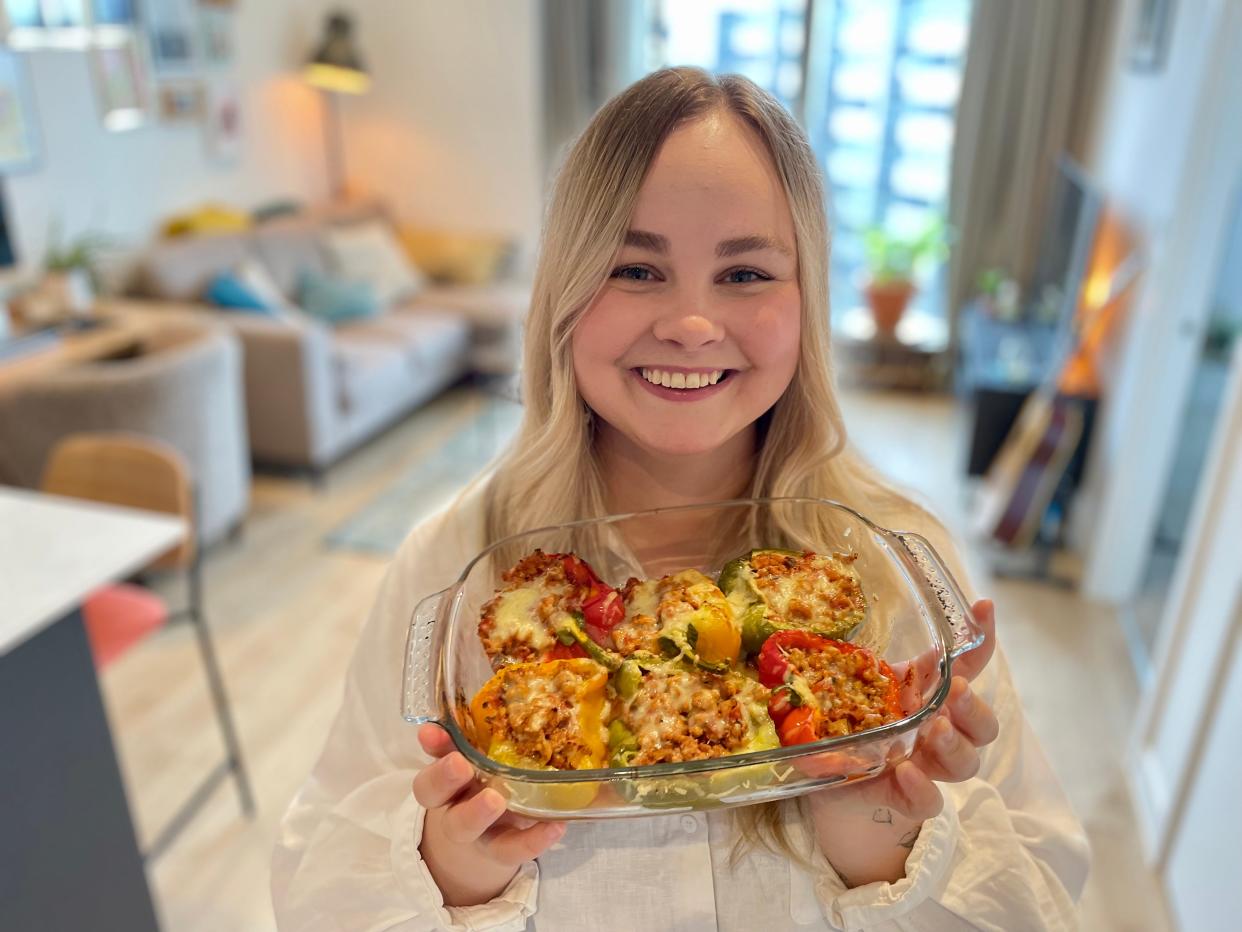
805, 600, 999, 884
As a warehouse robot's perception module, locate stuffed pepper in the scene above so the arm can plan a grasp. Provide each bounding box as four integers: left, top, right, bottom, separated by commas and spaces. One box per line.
718, 549, 867, 655
606, 666, 777, 767
468, 658, 609, 770
756, 630, 903, 746
610, 569, 742, 671
477, 550, 625, 669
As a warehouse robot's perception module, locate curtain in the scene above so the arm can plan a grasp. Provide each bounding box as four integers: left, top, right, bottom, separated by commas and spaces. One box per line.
541, 0, 644, 183
947, 0, 1117, 345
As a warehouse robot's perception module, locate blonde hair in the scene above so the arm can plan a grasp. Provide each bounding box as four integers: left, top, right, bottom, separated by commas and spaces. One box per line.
482, 67, 939, 863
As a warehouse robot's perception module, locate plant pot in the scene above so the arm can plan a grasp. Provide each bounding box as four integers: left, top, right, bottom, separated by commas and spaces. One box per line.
863, 279, 915, 337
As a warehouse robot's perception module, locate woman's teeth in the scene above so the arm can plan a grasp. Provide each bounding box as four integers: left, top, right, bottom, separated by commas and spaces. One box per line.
640, 368, 724, 389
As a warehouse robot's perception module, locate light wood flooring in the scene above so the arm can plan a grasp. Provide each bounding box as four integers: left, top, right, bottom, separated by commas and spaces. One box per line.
97, 387, 1173, 931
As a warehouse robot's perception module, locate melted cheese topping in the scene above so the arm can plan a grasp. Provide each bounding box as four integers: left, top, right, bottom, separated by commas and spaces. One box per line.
750, 551, 866, 633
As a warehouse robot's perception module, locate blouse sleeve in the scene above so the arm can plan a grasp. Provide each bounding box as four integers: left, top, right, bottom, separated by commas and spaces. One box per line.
269, 491, 541, 931
810, 522, 1091, 931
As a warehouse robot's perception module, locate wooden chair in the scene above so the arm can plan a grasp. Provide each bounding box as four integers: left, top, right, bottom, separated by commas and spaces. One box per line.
41, 432, 254, 861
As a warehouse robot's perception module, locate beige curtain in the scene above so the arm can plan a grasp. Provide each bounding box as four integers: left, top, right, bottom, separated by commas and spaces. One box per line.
947, 0, 1117, 344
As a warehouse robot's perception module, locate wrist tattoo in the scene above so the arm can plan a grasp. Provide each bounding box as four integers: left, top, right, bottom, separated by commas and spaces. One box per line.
871, 808, 894, 824
898, 827, 921, 850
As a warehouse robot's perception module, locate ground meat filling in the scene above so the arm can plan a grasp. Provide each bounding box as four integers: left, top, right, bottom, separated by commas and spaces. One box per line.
620, 671, 761, 765
750, 551, 866, 630
483, 665, 601, 770
785, 644, 900, 737
477, 550, 582, 665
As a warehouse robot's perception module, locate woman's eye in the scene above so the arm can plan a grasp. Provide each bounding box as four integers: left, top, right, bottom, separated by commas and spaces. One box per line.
722, 268, 771, 284
611, 265, 657, 282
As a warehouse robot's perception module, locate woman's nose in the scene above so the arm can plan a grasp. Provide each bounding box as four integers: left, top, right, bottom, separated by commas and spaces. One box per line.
652, 307, 725, 350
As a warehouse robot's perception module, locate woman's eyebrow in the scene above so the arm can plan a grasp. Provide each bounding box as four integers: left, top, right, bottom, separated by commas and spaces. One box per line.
716, 234, 792, 258
624, 229, 669, 252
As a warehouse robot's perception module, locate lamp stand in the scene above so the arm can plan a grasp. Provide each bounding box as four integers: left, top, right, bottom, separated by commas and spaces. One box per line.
320, 90, 346, 202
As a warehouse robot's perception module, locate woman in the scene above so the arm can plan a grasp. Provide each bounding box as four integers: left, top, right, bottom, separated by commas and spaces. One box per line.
272, 67, 1089, 930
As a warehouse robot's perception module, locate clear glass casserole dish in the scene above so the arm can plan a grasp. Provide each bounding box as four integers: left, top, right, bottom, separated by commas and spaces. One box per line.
403, 497, 982, 820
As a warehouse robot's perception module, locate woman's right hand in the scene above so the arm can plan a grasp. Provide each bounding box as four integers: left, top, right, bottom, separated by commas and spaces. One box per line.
413, 724, 566, 907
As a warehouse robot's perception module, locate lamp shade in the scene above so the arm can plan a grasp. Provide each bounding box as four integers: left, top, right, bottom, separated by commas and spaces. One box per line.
305, 12, 370, 95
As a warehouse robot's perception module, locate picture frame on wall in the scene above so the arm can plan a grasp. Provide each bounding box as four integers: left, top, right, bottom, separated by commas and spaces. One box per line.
91, 33, 150, 131
0, 48, 41, 173
204, 79, 240, 165
1129, 0, 1176, 72
143, 0, 197, 73
157, 79, 204, 123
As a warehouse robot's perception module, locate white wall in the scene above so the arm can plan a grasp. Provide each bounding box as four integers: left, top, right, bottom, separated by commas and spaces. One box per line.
4, 0, 328, 275
1078, 0, 1242, 603
339, 0, 544, 260
2, 0, 546, 278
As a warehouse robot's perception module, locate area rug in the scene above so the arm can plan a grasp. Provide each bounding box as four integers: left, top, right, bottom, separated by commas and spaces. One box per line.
325, 391, 521, 556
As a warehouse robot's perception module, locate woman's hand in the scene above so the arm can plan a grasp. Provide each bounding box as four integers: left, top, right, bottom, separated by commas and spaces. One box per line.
413, 724, 566, 907
805, 600, 999, 886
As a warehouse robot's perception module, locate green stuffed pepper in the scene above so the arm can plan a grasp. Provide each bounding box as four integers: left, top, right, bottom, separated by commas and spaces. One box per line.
717, 549, 868, 656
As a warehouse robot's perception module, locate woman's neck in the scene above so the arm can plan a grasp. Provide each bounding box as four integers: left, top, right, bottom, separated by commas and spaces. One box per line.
595, 421, 758, 514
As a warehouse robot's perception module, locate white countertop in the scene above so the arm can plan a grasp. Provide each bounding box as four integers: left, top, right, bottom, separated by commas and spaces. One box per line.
0, 486, 186, 656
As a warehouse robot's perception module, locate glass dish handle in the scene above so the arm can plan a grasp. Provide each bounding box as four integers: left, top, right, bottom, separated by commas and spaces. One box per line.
896, 532, 984, 660
402, 589, 449, 725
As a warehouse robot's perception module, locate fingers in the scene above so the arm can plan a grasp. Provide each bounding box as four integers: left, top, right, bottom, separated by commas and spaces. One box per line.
439, 787, 510, 845
954, 600, 996, 682
911, 714, 981, 783
412, 751, 476, 810
946, 676, 999, 747
480, 820, 567, 865
892, 761, 944, 822
418, 723, 455, 759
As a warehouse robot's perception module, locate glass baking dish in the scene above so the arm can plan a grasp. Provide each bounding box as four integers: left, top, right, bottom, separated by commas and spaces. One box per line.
403, 497, 982, 820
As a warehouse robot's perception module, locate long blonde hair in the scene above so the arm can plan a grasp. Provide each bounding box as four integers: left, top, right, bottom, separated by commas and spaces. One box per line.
483, 66, 938, 863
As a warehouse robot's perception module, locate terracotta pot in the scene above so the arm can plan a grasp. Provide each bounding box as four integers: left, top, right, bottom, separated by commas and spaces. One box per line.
863, 279, 915, 336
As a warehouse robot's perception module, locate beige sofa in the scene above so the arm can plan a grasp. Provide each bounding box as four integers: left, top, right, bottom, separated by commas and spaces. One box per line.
126, 206, 528, 472
0, 317, 250, 545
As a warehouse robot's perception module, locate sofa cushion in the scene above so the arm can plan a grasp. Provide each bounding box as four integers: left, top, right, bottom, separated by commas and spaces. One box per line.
138, 233, 252, 301
298, 269, 382, 325
335, 311, 469, 371
253, 218, 331, 298
331, 337, 410, 415
324, 220, 425, 307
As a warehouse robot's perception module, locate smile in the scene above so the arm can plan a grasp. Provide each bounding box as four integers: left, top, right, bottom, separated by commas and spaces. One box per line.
638, 367, 725, 390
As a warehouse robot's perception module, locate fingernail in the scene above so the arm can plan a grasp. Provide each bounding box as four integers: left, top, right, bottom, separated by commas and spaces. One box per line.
937, 723, 957, 751
546, 823, 566, 842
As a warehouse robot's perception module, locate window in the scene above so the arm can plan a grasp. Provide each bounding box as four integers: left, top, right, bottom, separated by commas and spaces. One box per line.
645, 0, 972, 320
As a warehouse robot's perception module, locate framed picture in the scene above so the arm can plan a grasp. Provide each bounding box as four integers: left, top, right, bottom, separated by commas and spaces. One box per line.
91, 35, 150, 131
157, 79, 204, 122
198, 3, 233, 65
0, 48, 40, 173
143, 0, 197, 72
1129, 0, 1176, 72
204, 79, 240, 164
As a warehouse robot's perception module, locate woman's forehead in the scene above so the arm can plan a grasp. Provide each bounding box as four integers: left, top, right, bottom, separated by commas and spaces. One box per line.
628, 112, 795, 247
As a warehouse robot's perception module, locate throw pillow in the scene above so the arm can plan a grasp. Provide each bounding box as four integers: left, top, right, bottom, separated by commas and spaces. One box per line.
297, 269, 381, 325
206, 272, 272, 314
398, 228, 514, 285
322, 220, 425, 307
233, 257, 303, 322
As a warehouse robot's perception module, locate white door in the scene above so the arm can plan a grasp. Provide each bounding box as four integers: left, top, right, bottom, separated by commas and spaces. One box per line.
1129, 344, 1242, 930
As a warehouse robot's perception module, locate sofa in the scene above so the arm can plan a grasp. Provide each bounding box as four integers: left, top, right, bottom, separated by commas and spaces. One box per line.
0, 316, 250, 545
125, 204, 528, 472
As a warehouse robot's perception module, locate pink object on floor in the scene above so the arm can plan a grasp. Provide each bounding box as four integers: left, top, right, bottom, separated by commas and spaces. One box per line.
82, 584, 168, 669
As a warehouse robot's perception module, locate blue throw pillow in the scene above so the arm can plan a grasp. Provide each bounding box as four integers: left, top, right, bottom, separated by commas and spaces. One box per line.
206, 272, 273, 314
297, 269, 381, 324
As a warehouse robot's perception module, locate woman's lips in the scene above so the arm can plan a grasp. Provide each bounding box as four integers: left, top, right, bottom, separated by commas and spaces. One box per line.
630, 367, 735, 402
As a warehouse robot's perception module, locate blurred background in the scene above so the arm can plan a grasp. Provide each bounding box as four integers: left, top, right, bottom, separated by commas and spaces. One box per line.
0, 1, 1238, 930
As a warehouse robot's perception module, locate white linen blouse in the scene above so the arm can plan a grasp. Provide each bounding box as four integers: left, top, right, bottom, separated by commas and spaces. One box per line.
271, 486, 1090, 931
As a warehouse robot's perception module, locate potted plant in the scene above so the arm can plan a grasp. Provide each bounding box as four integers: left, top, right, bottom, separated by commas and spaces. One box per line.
39, 222, 115, 318
860, 216, 949, 336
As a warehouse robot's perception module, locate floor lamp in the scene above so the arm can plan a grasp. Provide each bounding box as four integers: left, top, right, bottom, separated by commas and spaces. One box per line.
304, 12, 371, 201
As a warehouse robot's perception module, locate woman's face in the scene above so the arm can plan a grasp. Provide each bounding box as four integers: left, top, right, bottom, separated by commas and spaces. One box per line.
572, 111, 802, 458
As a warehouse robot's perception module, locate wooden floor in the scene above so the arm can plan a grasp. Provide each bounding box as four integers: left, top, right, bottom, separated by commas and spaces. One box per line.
98, 387, 1173, 931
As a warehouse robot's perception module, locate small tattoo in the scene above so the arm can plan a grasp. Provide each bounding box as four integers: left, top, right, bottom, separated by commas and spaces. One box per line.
898, 828, 921, 849
872, 808, 893, 824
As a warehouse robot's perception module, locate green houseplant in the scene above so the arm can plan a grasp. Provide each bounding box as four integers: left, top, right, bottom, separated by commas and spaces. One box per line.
860, 216, 949, 335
